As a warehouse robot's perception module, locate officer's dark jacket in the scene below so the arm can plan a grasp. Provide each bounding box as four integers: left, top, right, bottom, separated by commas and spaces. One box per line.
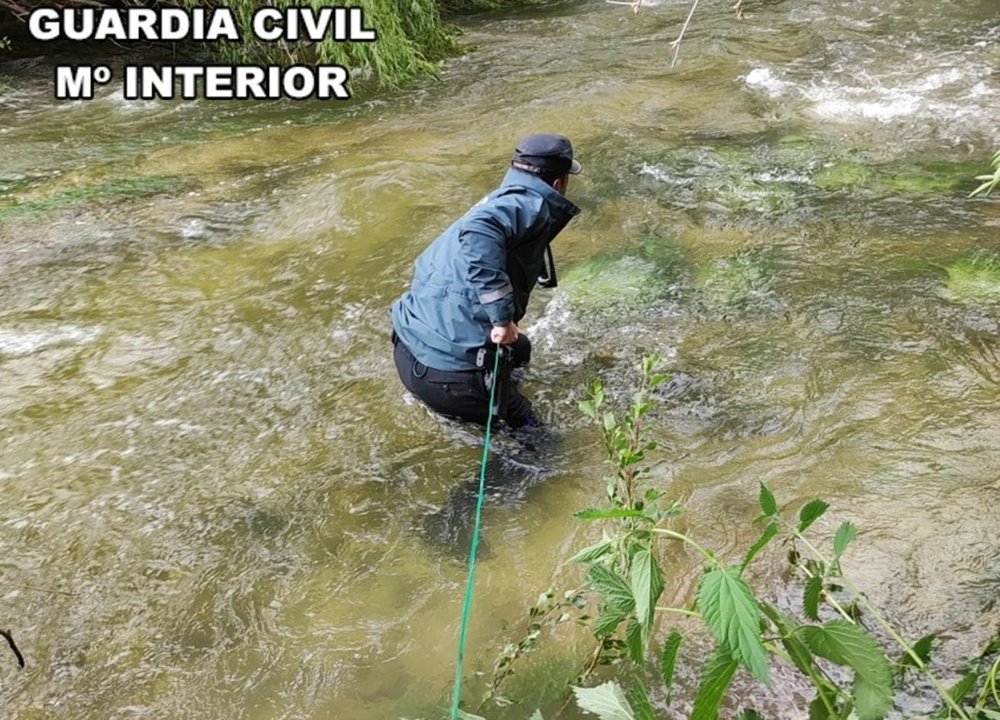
391, 168, 580, 371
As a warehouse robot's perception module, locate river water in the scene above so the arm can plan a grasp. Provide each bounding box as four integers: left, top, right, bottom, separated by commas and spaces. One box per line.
1, 1, 998, 718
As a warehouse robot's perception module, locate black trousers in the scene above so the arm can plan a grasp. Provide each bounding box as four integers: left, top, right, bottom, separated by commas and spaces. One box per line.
392, 334, 534, 428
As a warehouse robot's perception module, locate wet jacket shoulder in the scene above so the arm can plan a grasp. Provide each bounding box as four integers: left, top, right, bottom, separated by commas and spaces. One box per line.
391, 168, 580, 371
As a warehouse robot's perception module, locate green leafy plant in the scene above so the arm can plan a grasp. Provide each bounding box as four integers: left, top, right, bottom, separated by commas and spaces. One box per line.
971, 150, 1000, 198
481, 355, 1000, 720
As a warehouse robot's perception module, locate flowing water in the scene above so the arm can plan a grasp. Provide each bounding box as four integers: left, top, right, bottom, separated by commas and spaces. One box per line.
1, 1, 999, 718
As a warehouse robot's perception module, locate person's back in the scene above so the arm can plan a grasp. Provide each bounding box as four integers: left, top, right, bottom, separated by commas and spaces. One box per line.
391, 133, 582, 428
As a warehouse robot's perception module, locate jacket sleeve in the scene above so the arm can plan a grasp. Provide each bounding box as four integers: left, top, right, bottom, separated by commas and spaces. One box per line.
457, 197, 522, 327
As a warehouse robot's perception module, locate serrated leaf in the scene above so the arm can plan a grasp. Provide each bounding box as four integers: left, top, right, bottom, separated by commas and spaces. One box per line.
691, 645, 740, 720
529, 712, 545, 720
627, 681, 655, 720
579, 399, 597, 419
594, 608, 628, 638
833, 522, 857, 558
759, 483, 777, 516
575, 508, 646, 520
900, 633, 935, 668
802, 621, 893, 720
573, 681, 636, 720
625, 619, 644, 664
630, 549, 664, 639
697, 566, 770, 683
760, 603, 814, 677
742, 521, 778, 572
588, 565, 635, 614
807, 693, 838, 719
803, 576, 823, 621
567, 540, 614, 564
946, 669, 978, 705
797, 500, 829, 533
661, 629, 683, 700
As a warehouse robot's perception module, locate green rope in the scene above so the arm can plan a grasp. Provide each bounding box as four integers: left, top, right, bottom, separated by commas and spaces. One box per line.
449, 345, 502, 720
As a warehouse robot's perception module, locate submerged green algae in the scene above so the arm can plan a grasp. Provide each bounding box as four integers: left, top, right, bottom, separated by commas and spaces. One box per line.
0, 175, 189, 221
694, 249, 776, 312
941, 255, 1000, 304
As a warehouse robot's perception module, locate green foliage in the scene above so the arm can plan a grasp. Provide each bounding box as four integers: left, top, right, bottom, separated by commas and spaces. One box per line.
690, 645, 740, 720
630, 549, 664, 642
970, 150, 1000, 198
626, 680, 655, 720
697, 566, 770, 683
481, 357, 999, 720
588, 565, 635, 617
832, 522, 857, 560
573, 681, 637, 720
802, 621, 894, 720
797, 499, 829, 533
660, 629, 683, 700
175, 0, 456, 90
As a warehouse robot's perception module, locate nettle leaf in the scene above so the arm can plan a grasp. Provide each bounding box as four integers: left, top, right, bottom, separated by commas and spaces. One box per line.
630, 549, 665, 638
946, 669, 978, 705
760, 603, 815, 677
803, 576, 823, 622
575, 508, 646, 521
573, 681, 636, 720
568, 539, 614, 564
588, 565, 635, 613
649, 372, 670, 388
625, 620, 644, 664
742, 521, 778, 572
661, 629, 683, 700
899, 633, 935, 668
698, 566, 770, 683
833, 522, 857, 558
802, 621, 894, 720
691, 644, 740, 720
807, 692, 837, 719
797, 500, 829, 533
626, 681, 655, 720
759, 483, 778, 517
595, 608, 629, 638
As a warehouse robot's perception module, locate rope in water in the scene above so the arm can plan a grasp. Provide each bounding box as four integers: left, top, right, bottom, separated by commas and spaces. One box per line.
448, 344, 502, 720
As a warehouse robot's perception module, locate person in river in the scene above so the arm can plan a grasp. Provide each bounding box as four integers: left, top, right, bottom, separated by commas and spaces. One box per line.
391, 133, 582, 429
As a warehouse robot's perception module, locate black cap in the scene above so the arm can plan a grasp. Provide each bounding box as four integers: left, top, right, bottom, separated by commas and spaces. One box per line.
511, 133, 582, 177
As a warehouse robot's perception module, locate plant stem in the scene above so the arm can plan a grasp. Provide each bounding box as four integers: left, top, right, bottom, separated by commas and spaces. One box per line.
670, 0, 701, 68
651, 528, 717, 565
654, 606, 700, 619
789, 524, 972, 720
